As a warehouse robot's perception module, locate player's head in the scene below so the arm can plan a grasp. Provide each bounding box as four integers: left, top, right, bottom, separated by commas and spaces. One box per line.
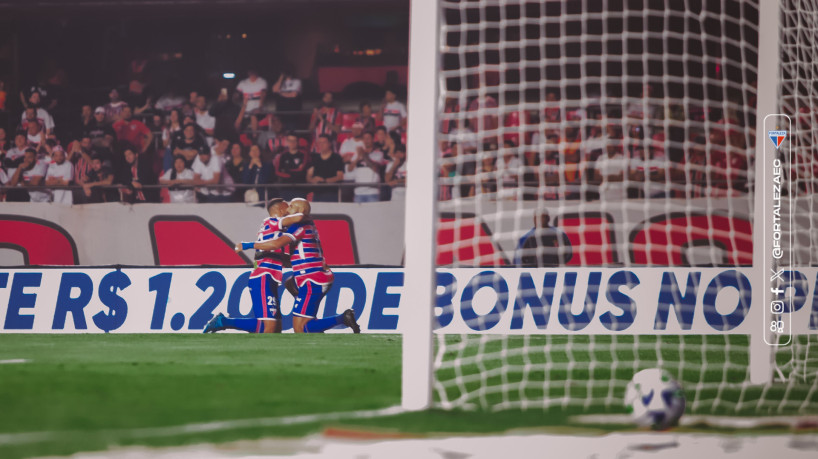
288, 198, 311, 216
266, 198, 288, 218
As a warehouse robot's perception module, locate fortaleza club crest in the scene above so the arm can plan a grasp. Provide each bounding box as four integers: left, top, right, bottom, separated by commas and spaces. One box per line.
769, 130, 787, 150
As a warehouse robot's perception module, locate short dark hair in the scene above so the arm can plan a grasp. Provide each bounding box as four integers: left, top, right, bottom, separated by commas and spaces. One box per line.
318, 134, 332, 143
362, 130, 375, 137
267, 198, 286, 210
359, 101, 370, 110
24, 147, 37, 156
375, 126, 387, 134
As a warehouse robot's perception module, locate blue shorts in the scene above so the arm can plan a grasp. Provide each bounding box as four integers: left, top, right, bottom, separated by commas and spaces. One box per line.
249, 274, 279, 319
292, 280, 333, 318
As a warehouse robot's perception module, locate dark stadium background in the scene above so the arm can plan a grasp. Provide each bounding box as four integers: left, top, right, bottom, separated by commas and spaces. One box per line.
0, 0, 409, 130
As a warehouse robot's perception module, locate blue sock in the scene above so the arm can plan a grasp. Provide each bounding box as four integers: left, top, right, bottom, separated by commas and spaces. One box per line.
303, 314, 344, 334
223, 317, 263, 333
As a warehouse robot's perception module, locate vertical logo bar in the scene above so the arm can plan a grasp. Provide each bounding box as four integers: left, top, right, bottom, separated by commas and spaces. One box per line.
762, 115, 792, 346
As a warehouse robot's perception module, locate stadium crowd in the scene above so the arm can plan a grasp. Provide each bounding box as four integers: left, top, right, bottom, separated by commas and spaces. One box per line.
0, 69, 408, 204
0, 68, 755, 205
438, 83, 754, 202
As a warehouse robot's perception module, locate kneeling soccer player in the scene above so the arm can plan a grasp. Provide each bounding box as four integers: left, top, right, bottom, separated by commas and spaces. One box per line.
203, 198, 302, 333
250, 198, 360, 333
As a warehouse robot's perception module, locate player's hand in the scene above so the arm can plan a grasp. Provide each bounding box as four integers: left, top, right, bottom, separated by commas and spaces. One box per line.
234, 243, 242, 253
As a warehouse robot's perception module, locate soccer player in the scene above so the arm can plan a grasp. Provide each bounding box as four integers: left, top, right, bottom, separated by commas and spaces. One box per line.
249, 198, 360, 334
203, 198, 302, 333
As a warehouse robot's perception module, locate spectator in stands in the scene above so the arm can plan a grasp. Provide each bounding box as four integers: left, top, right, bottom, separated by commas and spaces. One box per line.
20, 92, 55, 135
346, 131, 386, 203
69, 136, 94, 202
237, 69, 268, 115
237, 112, 265, 149
172, 122, 207, 167
307, 134, 345, 202
194, 95, 215, 145
113, 105, 153, 154
242, 144, 270, 202
467, 86, 498, 144
514, 211, 572, 267
497, 140, 521, 197
272, 69, 302, 129
118, 146, 157, 203
264, 114, 286, 154
148, 113, 165, 139
440, 96, 460, 135
358, 101, 378, 132
104, 88, 128, 124
162, 109, 183, 149
73, 105, 94, 140
45, 145, 73, 205
7, 148, 47, 202
543, 90, 560, 123
154, 87, 185, 112
374, 126, 396, 160
82, 155, 117, 203
339, 120, 363, 159
160, 155, 196, 203
273, 132, 308, 200
25, 117, 47, 152
477, 156, 498, 195
309, 92, 341, 149
385, 143, 407, 201
224, 142, 247, 202
191, 147, 224, 203
381, 88, 407, 137
209, 88, 242, 143
126, 80, 152, 115
592, 142, 628, 201
85, 107, 116, 149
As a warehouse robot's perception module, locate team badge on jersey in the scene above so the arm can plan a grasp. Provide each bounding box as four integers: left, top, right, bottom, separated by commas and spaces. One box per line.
768, 130, 787, 150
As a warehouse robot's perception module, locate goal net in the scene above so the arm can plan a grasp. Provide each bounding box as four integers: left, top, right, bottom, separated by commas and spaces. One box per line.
405, 0, 818, 417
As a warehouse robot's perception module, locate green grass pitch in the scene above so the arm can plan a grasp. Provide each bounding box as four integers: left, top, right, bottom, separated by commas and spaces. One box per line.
0, 334, 567, 459
0, 334, 815, 458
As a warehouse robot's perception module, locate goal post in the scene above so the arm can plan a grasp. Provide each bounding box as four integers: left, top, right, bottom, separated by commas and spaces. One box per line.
402, 0, 818, 416
749, 0, 781, 385
401, 0, 440, 411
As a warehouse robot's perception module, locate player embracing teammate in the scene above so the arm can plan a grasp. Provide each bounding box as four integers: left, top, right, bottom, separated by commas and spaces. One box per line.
204, 198, 360, 334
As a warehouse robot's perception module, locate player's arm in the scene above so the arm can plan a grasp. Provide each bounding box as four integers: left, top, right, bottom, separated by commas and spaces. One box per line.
279, 213, 304, 228
235, 233, 294, 252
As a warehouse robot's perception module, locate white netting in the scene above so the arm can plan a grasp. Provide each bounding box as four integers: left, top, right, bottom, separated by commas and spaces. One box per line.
431, 0, 818, 416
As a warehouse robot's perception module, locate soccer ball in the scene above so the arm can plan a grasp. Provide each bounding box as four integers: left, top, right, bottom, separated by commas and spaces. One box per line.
624, 368, 686, 430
